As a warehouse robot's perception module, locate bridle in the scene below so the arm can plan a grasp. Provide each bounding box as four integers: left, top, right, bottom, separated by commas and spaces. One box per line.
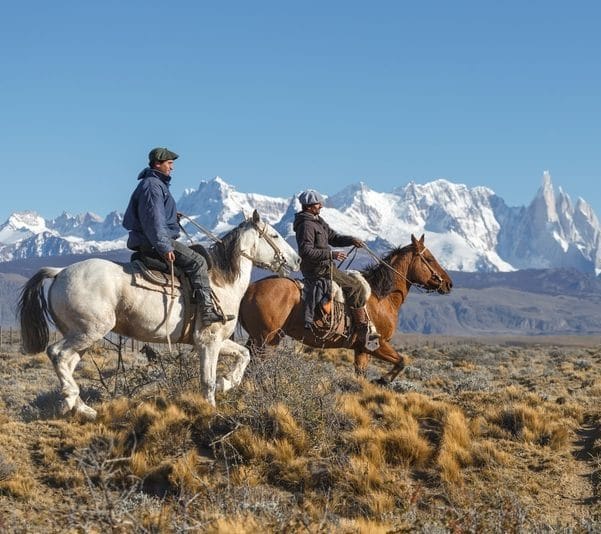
178, 214, 292, 274
241, 220, 290, 274
410, 247, 444, 292
361, 243, 445, 293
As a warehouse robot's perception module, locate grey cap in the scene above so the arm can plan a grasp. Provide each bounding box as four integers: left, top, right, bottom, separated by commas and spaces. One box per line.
148, 147, 179, 163
298, 189, 324, 206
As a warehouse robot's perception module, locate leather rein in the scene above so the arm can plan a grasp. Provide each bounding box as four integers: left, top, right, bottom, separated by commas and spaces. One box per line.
178, 214, 291, 274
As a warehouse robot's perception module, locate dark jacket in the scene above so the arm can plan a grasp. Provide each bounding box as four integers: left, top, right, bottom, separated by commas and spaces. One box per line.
293, 211, 356, 278
123, 168, 180, 256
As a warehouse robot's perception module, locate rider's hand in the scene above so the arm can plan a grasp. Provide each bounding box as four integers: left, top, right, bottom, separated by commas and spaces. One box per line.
352, 238, 365, 248
332, 250, 347, 261
176, 212, 183, 221
165, 251, 175, 263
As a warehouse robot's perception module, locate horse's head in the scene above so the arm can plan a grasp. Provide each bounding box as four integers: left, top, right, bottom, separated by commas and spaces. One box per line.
241, 210, 301, 274
407, 234, 453, 293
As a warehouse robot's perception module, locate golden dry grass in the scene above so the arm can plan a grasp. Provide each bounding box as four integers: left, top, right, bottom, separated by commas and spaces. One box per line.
1, 338, 600, 531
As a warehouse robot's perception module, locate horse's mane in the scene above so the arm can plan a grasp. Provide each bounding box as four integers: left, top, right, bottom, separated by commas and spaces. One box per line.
361, 245, 412, 298
208, 223, 244, 285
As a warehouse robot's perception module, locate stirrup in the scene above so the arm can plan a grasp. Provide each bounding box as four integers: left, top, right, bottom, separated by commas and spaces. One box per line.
365, 332, 380, 351
200, 307, 232, 326
362, 322, 380, 351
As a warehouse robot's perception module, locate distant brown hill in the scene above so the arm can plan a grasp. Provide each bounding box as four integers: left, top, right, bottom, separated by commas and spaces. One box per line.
3, 253, 601, 334
399, 269, 601, 335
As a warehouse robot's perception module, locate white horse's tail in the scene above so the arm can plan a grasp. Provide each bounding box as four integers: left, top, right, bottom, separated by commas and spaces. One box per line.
19, 267, 63, 354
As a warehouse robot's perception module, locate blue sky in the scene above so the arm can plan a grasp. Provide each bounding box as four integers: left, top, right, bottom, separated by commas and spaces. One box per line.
2, 0, 600, 222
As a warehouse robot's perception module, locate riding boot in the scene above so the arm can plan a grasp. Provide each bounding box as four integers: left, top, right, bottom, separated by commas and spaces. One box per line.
351, 306, 380, 350
193, 286, 235, 326
351, 306, 369, 338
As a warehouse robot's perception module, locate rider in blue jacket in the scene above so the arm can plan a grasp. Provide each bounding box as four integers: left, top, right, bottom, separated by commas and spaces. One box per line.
123, 147, 232, 325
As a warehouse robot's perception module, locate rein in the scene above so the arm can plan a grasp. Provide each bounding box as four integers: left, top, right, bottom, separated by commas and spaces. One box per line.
179, 214, 224, 245
179, 213, 290, 273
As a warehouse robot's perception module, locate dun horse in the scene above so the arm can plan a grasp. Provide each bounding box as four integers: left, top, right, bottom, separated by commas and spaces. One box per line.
239, 234, 452, 383
19, 211, 300, 420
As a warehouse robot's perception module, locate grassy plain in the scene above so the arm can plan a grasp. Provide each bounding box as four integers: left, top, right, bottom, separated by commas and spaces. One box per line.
0, 334, 600, 532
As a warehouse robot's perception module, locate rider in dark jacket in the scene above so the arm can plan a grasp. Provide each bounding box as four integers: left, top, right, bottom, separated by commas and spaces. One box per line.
293, 189, 370, 334
293, 210, 357, 277
123, 166, 180, 256
123, 147, 233, 326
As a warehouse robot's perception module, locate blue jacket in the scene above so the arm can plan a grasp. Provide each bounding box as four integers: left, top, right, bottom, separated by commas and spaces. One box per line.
123, 168, 180, 255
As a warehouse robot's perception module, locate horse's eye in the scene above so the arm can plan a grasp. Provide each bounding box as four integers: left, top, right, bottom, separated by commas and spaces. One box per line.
270, 234, 279, 239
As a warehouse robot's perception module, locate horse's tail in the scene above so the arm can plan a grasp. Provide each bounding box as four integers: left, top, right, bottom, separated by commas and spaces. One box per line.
18, 267, 63, 354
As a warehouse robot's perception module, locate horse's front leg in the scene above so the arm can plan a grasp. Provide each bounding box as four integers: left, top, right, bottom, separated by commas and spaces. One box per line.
197, 341, 219, 407
374, 340, 411, 385
216, 338, 251, 393
357, 339, 411, 386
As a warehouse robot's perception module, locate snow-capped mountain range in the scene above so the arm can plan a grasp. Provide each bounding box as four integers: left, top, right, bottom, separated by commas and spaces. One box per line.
1, 173, 600, 274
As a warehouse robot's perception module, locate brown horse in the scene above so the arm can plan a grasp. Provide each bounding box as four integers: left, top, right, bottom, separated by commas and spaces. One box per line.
239, 234, 453, 384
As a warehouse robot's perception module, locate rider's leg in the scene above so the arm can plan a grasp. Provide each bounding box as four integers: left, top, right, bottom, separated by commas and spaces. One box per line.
331, 268, 379, 345
302, 279, 317, 329
332, 268, 367, 319
171, 240, 234, 325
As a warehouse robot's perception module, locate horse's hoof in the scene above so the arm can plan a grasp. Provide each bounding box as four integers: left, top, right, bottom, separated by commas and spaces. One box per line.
73, 398, 98, 422
217, 377, 233, 393
59, 400, 73, 417
74, 404, 98, 422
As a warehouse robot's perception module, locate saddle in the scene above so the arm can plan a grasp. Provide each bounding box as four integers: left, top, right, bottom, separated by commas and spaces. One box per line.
125, 252, 195, 344
299, 271, 379, 349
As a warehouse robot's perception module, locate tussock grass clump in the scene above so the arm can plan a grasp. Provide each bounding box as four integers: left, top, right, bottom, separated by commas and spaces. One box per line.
0, 451, 14, 481
492, 403, 571, 449
334, 384, 482, 488
471, 440, 511, 467
205, 515, 262, 534
266, 403, 310, 453
338, 517, 393, 534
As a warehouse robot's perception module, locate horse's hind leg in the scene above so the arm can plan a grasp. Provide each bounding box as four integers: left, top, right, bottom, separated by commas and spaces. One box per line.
354, 351, 371, 377
246, 329, 284, 359
47, 335, 98, 421
217, 338, 251, 393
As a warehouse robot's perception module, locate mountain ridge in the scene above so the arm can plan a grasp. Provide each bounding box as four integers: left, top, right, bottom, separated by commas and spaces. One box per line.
1, 172, 600, 275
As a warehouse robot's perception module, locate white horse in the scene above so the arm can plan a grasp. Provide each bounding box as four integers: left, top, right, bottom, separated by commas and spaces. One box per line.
18, 210, 300, 420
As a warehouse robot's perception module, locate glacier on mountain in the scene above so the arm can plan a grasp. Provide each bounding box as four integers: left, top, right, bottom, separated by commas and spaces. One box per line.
0, 173, 599, 274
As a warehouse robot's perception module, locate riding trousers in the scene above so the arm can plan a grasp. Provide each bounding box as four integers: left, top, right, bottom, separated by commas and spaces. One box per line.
139, 240, 211, 290
307, 265, 366, 308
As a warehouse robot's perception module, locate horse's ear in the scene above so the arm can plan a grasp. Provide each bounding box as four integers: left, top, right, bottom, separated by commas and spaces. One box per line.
411, 234, 425, 250
252, 209, 260, 223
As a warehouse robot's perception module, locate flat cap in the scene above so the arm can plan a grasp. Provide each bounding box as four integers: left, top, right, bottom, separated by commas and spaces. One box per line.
298, 189, 325, 206
148, 147, 179, 163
